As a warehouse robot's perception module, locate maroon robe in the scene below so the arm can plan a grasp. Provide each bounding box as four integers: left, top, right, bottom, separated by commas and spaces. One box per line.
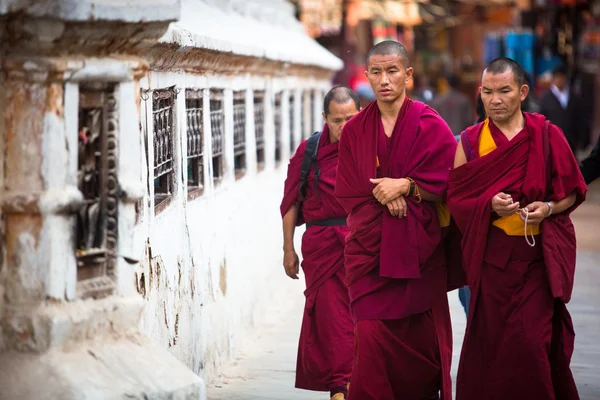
280, 124, 353, 393
335, 98, 457, 399
447, 113, 587, 400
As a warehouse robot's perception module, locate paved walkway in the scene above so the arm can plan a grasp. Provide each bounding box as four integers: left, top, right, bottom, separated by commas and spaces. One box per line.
208, 184, 600, 400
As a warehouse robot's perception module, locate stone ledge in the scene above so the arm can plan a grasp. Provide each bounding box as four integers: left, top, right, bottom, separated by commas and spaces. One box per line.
0, 333, 205, 400
1, 296, 145, 352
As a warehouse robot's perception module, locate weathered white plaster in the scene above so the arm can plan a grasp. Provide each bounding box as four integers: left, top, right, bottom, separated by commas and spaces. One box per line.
117, 81, 144, 297
16, 232, 42, 294
0, 2, 207, 398
63, 83, 79, 189
0, 333, 204, 400
161, 0, 343, 71
67, 59, 135, 83
0, 0, 180, 23
136, 69, 329, 383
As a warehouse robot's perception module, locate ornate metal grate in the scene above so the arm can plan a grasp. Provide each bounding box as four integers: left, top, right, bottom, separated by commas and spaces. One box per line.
153, 88, 175, 205
274, 92, 282, 162
186, 89, 204, 194
210, 90, 225, 183
76, 83, 118, 299
254, 91, 265, 168
233, 91, 246, 178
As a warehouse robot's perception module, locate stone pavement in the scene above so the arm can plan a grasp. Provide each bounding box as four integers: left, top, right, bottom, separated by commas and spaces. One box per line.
208, 183, 600, 400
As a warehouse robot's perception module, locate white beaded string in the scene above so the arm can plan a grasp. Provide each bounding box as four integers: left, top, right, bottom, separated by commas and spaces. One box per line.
523, 208, 536, 247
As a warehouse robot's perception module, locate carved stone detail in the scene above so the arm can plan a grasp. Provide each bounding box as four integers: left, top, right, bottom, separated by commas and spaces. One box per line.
76, 84, 119, 296
104, 89, 119, 279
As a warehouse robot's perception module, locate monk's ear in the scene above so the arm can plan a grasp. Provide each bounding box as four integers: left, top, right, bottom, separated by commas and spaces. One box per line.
405, 67, 414, 83
520, 84, 529, 102
322, 111, 327, 122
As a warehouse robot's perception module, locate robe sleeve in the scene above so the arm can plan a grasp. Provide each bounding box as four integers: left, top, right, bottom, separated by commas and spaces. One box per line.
410, 108, 457, 196
547, 124, 587, 210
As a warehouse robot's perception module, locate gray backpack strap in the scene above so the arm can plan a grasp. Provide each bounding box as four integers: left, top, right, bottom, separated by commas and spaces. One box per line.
298, 131, 322, 201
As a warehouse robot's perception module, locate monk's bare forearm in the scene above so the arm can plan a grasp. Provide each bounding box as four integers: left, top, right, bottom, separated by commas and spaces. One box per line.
549, 193, 577, 215
282, 204, 300, 252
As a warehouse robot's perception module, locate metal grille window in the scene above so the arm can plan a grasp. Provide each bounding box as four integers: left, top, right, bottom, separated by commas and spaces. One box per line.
186, 89, 204, 197
233, 91, 246, 178
153, 88, 175, 207
274, 92, 282, 163
210, 90, 225, 184
289, 93, 296, 153
76, 83, 118, 299
254, 91, 265, 169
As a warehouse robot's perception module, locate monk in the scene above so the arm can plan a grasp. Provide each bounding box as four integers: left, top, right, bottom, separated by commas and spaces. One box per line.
447, 57, 586, 400
335, 40, 457, 399
280, 86, 360, 400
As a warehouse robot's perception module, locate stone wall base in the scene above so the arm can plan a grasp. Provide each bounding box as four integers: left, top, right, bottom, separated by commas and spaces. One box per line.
0, 333, 205, 400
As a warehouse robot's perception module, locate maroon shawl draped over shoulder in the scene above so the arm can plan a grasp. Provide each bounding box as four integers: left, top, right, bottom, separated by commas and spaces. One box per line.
447, 113, 586, 302
335, 99, 457, 285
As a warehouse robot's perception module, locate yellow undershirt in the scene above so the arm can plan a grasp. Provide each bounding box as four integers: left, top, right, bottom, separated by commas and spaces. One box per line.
479, 119, 539, 236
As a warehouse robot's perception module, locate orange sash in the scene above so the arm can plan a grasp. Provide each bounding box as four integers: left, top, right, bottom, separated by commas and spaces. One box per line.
479, 119, 539, 236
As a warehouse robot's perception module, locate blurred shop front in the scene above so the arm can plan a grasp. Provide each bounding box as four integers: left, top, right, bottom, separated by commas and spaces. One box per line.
291, 0, 600, 145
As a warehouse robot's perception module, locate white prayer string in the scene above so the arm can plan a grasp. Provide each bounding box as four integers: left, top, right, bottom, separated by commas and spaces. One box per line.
522, 208, 536, 247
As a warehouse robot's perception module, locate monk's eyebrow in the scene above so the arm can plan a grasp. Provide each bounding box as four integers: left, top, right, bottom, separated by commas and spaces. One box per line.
482, 85, 512, 91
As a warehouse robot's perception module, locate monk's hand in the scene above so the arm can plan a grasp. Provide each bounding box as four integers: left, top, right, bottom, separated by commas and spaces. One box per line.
386, 196, 408, 218
283, 250, 300, 280
519, 201, 550, 225
370, 178, 409, 204
491, 192, 519, 216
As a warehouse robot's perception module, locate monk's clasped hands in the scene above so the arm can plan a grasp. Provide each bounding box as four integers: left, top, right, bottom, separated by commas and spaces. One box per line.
491, 192, 520, 216
370, 177, 410, 218
518, 201, 551, 225
492, 192, 551, 225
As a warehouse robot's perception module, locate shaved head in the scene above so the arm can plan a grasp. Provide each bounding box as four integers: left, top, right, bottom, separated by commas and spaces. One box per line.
367, 40, 410, 67
483, 57, 525, 87
323, 86, 360, 115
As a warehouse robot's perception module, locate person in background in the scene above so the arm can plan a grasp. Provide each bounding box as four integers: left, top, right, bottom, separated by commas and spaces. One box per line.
522, 71, 540, 113
280, 86, 360, 400
431, 75, 474, 136
580, 137, 600, 184
539, 64, 587, 155
412, 74, 435, 104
